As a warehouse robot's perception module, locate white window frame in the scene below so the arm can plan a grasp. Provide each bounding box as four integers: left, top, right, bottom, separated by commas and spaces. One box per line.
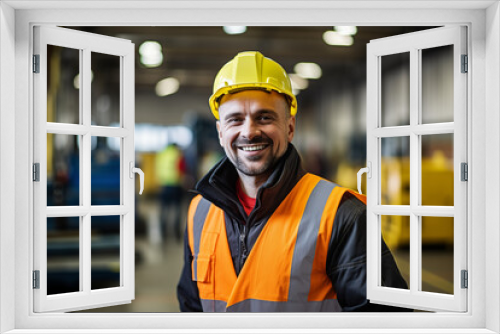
366, 26, 468, 312
0, 1, 498, 333
33, 25, 136, 312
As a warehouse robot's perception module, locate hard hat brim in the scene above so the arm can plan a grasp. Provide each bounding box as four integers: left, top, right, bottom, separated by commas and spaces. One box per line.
209, 83, 297, 120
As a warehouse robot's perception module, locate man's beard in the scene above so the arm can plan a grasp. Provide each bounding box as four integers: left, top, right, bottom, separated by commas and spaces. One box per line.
229, 135, 280, 176
234, 152, 277, 176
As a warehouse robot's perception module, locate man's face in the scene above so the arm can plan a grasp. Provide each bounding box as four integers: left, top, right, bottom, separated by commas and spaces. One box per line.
216, 90, 296, 178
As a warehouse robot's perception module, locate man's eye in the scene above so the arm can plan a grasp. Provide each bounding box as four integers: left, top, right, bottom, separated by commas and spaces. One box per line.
227, 118, 243, 123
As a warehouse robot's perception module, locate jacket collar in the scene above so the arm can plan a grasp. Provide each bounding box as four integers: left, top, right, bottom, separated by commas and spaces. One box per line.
195, 144, 307, 224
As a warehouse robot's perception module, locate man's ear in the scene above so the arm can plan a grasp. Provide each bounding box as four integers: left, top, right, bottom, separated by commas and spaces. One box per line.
287, 116, 296, 142
216, 121, 223, 146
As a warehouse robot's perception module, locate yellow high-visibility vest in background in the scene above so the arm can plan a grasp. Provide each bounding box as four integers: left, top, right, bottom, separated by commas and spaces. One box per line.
156, 145, 183, 186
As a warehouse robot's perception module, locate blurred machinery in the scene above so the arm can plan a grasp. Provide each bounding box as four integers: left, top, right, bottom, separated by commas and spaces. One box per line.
46, 140, 127, 295
336, 151, 454, 250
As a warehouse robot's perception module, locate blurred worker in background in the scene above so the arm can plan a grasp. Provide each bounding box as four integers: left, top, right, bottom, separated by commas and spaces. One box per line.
156, 143, 186, 241
177, 51, 408, 312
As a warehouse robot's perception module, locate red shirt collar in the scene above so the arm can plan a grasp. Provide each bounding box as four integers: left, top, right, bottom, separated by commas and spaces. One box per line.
236, 181, 256, 216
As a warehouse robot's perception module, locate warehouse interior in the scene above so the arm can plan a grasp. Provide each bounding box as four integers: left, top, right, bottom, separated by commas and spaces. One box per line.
43, 25, 454, 312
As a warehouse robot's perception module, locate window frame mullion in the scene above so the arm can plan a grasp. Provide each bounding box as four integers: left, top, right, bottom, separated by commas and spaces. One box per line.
82, 47, 92, 295
409, 46, 420, 295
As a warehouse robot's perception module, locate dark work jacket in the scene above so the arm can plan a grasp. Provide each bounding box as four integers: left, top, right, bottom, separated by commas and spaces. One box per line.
177, 144, 410, 312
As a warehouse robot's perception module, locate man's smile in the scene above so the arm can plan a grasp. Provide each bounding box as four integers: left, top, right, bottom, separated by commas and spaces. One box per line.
238, 144, 269, 152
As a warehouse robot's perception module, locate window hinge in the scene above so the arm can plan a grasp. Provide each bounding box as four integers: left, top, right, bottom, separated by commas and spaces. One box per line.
461, 270, 468, 289
461, 162, 468, 181
33, 163, 40, 182
33, 270, 40, 289
33, 54, 40, 73
461, 54, 468, 73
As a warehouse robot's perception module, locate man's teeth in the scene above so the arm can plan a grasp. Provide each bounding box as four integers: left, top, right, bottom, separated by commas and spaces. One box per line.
241, 145, 265, 151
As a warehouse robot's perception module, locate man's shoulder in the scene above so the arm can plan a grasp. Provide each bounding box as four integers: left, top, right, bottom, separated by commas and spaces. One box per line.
337, 191, 366, 217
189, 194, 213, 207
303, 174, 365, 210
306, 174, 363, 201
189, 195, 228, 215
187, 194, 215, 217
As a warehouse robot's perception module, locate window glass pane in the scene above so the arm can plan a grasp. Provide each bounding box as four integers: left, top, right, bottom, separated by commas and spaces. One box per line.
381, 52, 410, 127
91, 136, 121, 205
381, 215, 410, 289
91, 215, 121, 290
421, 216, 454, 294
421, 133, 454, 206
381, 136, 410, 205
47, 217, 80, 295
92, 52, 120, 127
47, 45, 80, 124
421, 45, 454, 124
47, 134, 80, 206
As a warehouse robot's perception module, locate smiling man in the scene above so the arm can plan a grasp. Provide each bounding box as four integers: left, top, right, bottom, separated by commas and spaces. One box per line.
177, 51, 408, 312
216, 89, 294, 198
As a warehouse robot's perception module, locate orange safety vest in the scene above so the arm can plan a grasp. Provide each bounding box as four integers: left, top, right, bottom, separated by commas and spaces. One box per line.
187, 173, 366, 312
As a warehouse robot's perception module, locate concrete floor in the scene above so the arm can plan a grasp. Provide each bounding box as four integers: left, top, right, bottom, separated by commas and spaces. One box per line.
77, 236, 184, 313
77, 198, 186, 313
392, 248, 454, 295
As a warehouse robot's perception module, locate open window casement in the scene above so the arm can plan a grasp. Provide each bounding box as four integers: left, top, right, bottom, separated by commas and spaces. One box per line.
33, 26, 139, 312
365, 26, 467, 312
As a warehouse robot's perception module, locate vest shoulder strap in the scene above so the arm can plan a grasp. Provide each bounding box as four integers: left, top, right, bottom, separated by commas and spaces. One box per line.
187, 195, 212, 267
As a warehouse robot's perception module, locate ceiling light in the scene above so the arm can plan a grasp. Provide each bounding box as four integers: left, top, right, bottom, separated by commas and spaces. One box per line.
334, 26, 358, 36
73, 75, 79, 89
155, 77, 180, 97
223, 26, 247, 35
73, 71, 94, 89
293, 63, 322, 80
141, 53, 163, 68
323, 31, 354, 46
289, 73, 309, 90
139, 41, 163, 68
139, 41, 162, 56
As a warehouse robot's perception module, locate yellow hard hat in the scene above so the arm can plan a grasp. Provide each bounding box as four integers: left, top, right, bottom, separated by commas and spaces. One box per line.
209, 51, 297, 119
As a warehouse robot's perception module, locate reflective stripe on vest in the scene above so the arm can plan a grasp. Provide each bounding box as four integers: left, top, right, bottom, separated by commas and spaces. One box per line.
187, 173, 367, 312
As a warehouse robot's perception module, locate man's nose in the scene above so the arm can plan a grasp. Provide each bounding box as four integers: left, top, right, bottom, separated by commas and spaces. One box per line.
241, 119, 261, 139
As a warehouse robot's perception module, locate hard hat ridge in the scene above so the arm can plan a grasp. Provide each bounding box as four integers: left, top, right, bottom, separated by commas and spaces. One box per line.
209, 51, 297, 119
232, 51, 262, 84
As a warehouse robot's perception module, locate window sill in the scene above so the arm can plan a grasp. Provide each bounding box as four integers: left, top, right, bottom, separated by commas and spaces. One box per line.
4, 329, 498, 334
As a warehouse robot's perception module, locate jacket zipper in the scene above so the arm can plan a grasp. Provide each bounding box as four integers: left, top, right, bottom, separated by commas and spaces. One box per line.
239, 224, 248, 272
